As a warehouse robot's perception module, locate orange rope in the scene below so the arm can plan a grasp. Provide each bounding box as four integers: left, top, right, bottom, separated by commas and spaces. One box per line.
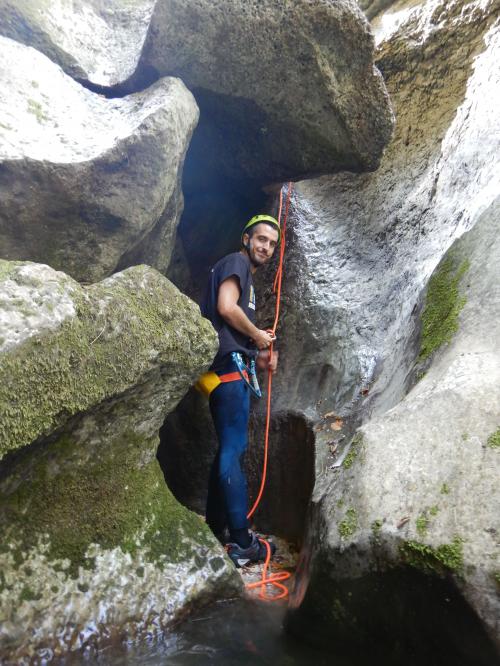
245, 182, 294, 601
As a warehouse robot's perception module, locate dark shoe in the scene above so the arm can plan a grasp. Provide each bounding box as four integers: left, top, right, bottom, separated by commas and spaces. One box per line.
226, 531, 276, 568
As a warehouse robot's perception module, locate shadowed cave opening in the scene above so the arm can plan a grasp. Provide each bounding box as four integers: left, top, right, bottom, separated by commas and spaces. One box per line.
157, 390, 316, 548
286, 565, 500, 666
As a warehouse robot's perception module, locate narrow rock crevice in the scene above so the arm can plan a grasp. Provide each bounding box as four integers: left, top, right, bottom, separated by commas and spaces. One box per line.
157, 395, 316, 548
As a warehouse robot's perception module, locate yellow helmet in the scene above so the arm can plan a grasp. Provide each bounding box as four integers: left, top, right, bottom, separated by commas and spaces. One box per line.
241, 214, 281, 244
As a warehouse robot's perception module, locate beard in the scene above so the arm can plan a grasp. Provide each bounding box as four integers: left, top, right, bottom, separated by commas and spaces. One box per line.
247, 244, 269, 268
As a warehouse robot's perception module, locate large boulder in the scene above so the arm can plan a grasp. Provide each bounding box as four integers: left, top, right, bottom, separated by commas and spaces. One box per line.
0, 0, 156, 87
0, 36, 198, 282
0, 261, 240, 660
140, 0, 394, 184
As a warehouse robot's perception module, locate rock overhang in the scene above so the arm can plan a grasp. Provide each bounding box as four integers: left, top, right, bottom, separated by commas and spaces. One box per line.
0, 0, 395, 184
138, 0, 395, 182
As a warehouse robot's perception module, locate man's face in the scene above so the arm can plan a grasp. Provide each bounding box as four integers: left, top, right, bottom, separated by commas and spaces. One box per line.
243, 223, 279, 267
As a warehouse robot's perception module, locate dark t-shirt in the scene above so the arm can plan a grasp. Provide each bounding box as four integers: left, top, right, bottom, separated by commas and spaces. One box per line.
200, 252, 257, 371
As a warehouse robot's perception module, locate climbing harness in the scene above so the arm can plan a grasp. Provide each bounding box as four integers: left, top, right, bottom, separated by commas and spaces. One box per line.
194, 355, 259, 397
244, 182, 294, 602
231, 352, 262, 398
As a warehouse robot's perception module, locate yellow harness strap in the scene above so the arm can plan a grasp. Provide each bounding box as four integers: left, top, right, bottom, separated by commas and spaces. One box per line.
194, 369, 249, 397
194, 371, 221, 397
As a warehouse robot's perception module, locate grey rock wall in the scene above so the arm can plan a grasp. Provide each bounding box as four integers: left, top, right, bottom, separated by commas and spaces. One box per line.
288, 201, 500, 655
265, 0, 499, 421
279, 0, 500, 654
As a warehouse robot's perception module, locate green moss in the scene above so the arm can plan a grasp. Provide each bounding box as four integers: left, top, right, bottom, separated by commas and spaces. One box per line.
493, 571, 500, 587
0, 571, 7, 594
0, 260, 16, 282
487, 428, 500, 449
0, 268, 215, 460
440, 483, 450, 494
416, 514, 429, 537
416, 506, 439, 536
371, 519, 383, 543
27, 98, 49, 123
461, 432, 469, 442
338, 508, 358, 539
1, 429, 213, 577
343, 433, 363, 470
20, 586, 42, 602
418, 255, 469, 361
331, 598, 348, 622
400, 537, 464, 574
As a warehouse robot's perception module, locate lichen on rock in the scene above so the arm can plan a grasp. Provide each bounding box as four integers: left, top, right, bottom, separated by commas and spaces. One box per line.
0, 262, 217, 459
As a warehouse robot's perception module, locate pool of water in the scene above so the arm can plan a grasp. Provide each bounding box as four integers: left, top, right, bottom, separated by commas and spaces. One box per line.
86, 597, 352, 666
60, 590, 499, 666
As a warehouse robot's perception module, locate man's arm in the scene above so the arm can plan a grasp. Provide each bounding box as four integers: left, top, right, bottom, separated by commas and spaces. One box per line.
217, 277, 274, 350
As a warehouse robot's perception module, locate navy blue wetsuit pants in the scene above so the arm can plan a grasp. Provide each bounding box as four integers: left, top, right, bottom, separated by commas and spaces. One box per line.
206, 367, 250, 535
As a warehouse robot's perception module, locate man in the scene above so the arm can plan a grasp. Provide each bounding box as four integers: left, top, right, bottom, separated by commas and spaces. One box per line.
200, 214, 280, 567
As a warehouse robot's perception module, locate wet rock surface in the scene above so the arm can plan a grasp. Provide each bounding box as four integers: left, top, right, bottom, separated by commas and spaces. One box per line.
0, 261, 240, 659
0, 36, 198, 282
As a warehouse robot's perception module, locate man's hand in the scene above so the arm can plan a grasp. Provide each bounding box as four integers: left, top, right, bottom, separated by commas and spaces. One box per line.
256, 349, 279, 373
253, 329, 276, 350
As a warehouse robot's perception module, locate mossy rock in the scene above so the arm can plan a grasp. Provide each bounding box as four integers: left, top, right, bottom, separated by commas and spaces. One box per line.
418, 252, 469, 361
0, 261, 218, 461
